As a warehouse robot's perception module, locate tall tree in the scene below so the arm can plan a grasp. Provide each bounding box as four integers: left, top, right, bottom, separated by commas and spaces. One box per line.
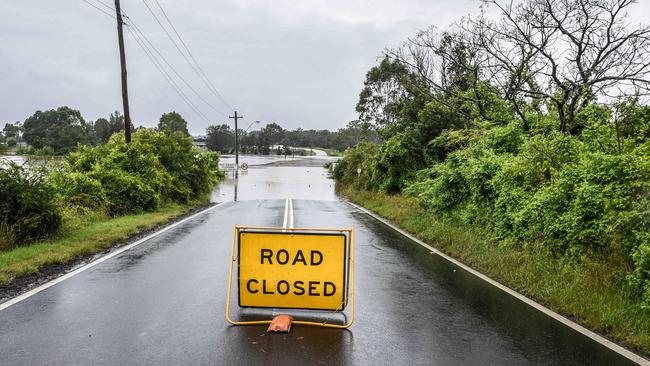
158, 111, 189, 135
356, 58, 410, 129
258, 123, 285, 147
205, 124, 234, 152
94, 111, 133, 143
3, 122, 22, 139
23, 106, 93, 154
384, 0, 650, 134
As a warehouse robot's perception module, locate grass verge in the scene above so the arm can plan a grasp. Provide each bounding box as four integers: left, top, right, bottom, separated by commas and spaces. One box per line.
0, 201, 205, 286
339, 185, 650, 356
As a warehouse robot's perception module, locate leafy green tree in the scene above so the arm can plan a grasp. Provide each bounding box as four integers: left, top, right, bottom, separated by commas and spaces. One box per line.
94, 111, 133, 144
205, 124, 235, 152
258, 123, 285, 147
3, 122, 22, 139
22, 106, 93, 154
158, 111, 189, 135
356, 58, 411, 130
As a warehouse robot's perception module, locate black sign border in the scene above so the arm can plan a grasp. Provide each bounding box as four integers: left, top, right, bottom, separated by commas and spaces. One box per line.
237, 230, 348, 311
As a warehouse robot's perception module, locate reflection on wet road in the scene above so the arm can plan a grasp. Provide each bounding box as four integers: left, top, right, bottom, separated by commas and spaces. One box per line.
0, 157, 643, 365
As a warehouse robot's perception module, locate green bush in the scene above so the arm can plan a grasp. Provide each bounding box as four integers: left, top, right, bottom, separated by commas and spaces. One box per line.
374, 133, 424, 193
332, 141, 380, 189
32, 146, 55, 156
57, 128, 223, 215
116, 129, 223, 202
338, 117, 650, 306
49, 171, 106, 208
63, 141, 170, 215
631, 236, 650, 308
0, 164, 61, 249
92, 169, 159, 215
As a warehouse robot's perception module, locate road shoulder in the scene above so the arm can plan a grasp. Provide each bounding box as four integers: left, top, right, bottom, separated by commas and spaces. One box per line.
342, 191, 650, 365
0, 202, 224, 306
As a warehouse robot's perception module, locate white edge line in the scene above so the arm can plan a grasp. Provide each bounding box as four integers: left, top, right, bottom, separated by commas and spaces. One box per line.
289, 198, 294, 228
282, 198, 289, 229
344, 200, 650, 366
0, 201, 229, 313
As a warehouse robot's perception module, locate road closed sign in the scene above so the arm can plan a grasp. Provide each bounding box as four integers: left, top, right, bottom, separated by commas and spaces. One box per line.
238, 231, 348, 311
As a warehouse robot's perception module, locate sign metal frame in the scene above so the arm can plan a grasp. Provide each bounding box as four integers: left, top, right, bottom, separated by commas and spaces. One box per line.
225, 225, 355, 329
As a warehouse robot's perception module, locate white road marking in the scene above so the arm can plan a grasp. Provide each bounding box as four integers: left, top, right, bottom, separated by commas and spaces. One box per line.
288, 198, 294, 228
282, 198, 289, 229
345, 200, 650, 366
0, 201, 229, 313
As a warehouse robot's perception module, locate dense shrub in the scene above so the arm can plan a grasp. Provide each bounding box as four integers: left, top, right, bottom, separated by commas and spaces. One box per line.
332, 141, 379, 189
337, 115, 650, 306
92, 169, 159, 215
127, 129, 224, 202
631, 238, 650, 308
404, 125, 650, 256
0, 163, 61, 249
49, 171, 106, 208
373, 133, 424, 193
56, 128, 223, 215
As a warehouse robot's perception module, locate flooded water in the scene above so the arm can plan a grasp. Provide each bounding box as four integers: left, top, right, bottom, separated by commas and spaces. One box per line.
0, 155, 61, 169
0, 155, 27, 166
212, 157, 337, 202
218, 153, 336, 167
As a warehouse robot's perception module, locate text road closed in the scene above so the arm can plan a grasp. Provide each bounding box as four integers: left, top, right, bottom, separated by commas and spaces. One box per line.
238, 231, 347, 311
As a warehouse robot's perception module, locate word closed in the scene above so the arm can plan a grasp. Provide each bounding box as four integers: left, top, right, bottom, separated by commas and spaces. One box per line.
238, 231, 347, 311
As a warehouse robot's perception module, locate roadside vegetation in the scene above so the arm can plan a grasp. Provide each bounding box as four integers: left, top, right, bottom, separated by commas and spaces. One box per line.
0, 204, 192, 286
0, 129, 223, 284
0, 107, 191, 155
333, 0, 650, 354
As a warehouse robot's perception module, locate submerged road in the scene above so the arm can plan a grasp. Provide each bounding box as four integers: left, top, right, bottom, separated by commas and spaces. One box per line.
0, 159, 644, 365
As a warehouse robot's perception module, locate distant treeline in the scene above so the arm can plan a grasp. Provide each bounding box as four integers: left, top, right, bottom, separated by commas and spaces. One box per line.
202, 121, 378, 154
1, 107, 191, 155
1, 107, 377, 156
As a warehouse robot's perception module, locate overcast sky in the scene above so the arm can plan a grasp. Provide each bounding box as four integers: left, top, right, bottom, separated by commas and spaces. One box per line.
0, 1, 648, 135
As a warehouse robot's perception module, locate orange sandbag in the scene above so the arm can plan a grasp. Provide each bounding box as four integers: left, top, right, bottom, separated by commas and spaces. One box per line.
267, 314, 294, 333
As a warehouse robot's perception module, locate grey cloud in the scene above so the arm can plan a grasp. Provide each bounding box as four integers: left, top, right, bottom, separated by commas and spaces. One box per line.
4, 1, 645, 134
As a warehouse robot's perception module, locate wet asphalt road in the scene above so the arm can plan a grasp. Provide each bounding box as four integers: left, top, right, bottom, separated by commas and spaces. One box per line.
0, 159, 642, 365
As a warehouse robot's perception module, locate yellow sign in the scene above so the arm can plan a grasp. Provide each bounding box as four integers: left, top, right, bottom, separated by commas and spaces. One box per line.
238, 231, 347, 311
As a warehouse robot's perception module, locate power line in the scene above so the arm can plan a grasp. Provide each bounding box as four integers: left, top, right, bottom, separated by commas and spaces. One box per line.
91, 0, 114, 12
127, 25, 211, 125
82, 0, 116, 19
81, 0, 220, 127
124, 15, 228, 118
152, 0, 234, 111
141, 0, 234, 112
126, 24, 212, 125
125, 17, 226, 121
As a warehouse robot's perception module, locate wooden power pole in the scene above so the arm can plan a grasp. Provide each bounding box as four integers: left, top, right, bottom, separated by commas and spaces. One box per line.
114, 0, 132, 143
229, 111, 243, 178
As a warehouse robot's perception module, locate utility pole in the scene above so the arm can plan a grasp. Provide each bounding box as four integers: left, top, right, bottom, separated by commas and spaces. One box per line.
229, 111, 243, 178
114, 0, 132, 143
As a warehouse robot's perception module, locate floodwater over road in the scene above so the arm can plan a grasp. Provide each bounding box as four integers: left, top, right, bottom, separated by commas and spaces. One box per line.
213, 154, 337, 202
0, 157, 644, 365
0, 155, 26, 165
